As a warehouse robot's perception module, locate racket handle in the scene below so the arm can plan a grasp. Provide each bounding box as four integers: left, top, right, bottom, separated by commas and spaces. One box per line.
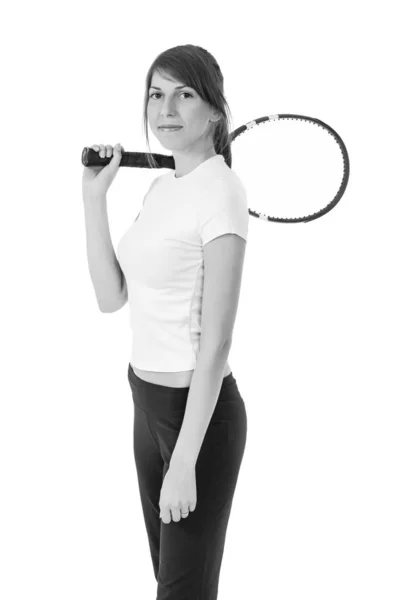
81, 147, 175, 170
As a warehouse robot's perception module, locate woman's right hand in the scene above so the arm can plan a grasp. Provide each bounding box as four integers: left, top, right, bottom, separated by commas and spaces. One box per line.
82, 143, 125, 198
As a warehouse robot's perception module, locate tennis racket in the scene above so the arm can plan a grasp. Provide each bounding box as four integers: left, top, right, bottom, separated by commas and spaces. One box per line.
81, 114, 350, 224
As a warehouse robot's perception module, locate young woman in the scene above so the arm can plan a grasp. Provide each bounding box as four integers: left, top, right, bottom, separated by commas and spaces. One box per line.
82, 44, 248, 600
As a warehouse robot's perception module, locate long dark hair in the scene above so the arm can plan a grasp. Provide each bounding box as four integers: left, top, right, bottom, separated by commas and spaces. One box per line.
142, 44, 233, 169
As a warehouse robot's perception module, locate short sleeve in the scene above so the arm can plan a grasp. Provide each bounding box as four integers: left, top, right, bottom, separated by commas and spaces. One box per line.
198, 181, 249, 246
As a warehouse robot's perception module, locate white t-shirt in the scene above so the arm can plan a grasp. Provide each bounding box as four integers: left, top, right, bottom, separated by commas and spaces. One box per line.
117, 154, 248, 371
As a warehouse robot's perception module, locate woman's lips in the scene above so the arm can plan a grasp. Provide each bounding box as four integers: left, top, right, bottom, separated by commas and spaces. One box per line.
158, 126, 183, 132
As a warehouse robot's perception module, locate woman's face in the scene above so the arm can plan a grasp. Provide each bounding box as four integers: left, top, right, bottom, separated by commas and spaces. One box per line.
147, 71, 218, 154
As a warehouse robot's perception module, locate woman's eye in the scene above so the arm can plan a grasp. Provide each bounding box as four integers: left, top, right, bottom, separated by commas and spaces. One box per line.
149, 92, 193, 99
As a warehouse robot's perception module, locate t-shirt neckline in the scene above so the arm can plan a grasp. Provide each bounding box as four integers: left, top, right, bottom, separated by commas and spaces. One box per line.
172, 155, 224, 181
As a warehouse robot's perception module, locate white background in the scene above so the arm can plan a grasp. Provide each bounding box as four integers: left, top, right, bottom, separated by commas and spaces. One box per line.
1, 1, 399, 599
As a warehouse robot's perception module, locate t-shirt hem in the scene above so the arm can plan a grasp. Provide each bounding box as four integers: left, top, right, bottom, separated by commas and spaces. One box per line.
130, 360, 197, 372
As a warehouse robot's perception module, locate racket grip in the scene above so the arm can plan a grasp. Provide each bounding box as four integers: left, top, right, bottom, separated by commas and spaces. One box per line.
81, 147, 175, 170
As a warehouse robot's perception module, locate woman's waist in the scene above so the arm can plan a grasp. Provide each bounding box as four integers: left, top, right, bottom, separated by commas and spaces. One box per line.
131, 362, 232, 388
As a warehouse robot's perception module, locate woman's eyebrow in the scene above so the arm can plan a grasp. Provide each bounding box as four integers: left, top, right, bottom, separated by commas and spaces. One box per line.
149, 85, 190, 90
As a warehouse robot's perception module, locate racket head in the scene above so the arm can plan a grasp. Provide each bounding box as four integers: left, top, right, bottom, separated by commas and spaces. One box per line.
229, 114, 350, 223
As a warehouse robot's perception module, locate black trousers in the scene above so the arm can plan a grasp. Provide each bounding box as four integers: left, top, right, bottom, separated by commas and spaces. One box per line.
127, 363, 247, 600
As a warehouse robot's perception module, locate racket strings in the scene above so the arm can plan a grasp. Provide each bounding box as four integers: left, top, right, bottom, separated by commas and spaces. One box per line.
229, 115, 349, 223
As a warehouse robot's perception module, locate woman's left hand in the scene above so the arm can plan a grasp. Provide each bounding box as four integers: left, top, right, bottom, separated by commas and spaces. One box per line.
159, 462, 197, 524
